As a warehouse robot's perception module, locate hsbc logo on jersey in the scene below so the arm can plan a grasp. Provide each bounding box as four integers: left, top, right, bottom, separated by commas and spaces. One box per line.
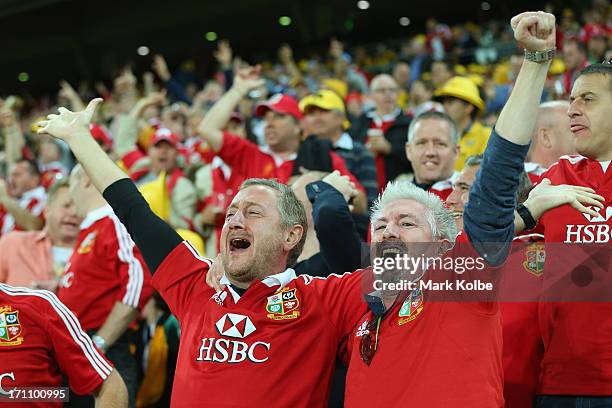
582, 206, 612, 223
565, 206, 612, 243
215, 313, 256, 339
197, 313, 270, 364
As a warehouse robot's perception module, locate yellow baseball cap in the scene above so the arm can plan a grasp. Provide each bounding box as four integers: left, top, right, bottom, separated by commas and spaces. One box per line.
299, 89, 345, 113
299, 89, 350, 129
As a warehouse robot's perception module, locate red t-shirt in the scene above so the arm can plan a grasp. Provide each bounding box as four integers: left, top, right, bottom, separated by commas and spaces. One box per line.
218, 132, 364, 190
57, 206, 152, 330
0, 284, 112, 408
343, 231, 504, 407
367, 115, 396, 191
499, 234, 544, 408
151, 241, 367, 407
429, 178, 453, 201
536, 156, 612, 395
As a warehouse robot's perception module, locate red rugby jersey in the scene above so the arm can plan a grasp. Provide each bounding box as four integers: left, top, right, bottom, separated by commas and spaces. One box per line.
218, 132, 365, 190
499, 234, 544, 408
151, 241, 367, 407
0, 284, 112, 408
57, 205, 152, 330
536, 156, 612, 395
343, 231, 504, 407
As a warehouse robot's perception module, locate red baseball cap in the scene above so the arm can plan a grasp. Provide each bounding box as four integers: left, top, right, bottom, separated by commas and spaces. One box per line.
89, 123, 112, 149
151, 128, 179, 148
255, 94, 303, 120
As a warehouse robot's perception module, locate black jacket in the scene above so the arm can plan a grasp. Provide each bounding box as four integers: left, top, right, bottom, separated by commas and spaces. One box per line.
349, 111, 413, 184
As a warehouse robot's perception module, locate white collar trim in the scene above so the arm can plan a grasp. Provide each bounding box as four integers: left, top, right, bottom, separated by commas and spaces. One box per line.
80, 205, 114, 230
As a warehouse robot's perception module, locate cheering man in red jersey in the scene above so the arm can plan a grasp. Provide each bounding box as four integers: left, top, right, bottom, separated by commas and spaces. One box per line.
57, 163, 153, 407
515, 63, 612, 405
0, 283, 127, 407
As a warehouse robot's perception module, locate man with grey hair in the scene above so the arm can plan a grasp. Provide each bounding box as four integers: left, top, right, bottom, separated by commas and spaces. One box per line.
37, 98, 370, 407
399, 110, 459, 200
525, 100, 576, 181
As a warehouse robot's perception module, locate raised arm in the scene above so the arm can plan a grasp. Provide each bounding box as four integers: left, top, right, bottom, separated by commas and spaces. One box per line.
37, 100, 182, 273
197, 66, 265, 152
464, 11, 556, 263
495, 11, 556, 145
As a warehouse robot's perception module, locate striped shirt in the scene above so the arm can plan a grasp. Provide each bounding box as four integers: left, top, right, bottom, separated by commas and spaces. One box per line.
57, 205, 152, 330
0, 283, 112, 407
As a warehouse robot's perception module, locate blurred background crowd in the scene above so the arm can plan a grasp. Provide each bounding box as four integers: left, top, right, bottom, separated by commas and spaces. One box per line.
0, 0, 609, 406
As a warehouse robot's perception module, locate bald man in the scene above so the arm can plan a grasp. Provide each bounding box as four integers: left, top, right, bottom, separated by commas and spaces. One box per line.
525, 101, 577, 181
350, 74, 412, 190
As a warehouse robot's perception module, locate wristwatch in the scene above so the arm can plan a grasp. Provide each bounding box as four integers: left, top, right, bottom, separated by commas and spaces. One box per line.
524, 49, 555, 63
516, 203, 537, 230
91, 334, 107, 353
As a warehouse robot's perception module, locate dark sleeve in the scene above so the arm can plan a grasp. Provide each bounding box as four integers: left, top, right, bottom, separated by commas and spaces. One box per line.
163, 78, 191, 104
307, 181, 364, 275
293, 254, 331, 277
353, 144, 379, 209
464, 129, 530, 265
103, 178, 183, 273
222, 68, 234, 90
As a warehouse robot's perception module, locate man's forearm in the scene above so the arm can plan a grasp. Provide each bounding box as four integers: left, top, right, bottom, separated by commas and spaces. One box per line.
495, 60, 550, 145
68, 129, 130, 194
95, 302, 138, 349
3, 123, 24, 166
94, 369, 128, 408
198, 87, 244, 151
0, 198, 43, 230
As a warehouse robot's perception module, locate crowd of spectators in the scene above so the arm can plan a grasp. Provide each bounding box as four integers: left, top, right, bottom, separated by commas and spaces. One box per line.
0, 1, 609, 407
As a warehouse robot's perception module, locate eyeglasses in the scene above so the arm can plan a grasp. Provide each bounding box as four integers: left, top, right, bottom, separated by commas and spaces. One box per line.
359, 316, 382, 365
372, 87, 399, 94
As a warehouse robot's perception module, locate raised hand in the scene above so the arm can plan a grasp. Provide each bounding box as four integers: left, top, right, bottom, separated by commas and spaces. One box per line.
510, 11, 556, 51
37, 98, 103, 142
231, 65, 266, 95
152, 55, 171, 82
278, 44, 294, 64
329, 38, 344, 59
322, 170, 358, 203
214, 40, 233, 69
525, 178, 605, 220
130, 91, 167, 118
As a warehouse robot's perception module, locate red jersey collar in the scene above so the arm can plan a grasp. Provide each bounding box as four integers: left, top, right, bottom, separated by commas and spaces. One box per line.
80, 205, 114, 230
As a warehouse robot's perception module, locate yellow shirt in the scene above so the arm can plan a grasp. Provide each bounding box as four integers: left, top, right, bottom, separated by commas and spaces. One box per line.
455, 121, 492, 171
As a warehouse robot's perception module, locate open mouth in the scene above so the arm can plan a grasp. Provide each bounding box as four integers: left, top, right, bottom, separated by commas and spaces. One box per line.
229, 237, 252, 253
375, 241, 407, 258
451, 211, 463, 219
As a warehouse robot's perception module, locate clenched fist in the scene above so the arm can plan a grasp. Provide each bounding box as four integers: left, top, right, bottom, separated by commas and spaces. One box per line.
510, 11, 556, 52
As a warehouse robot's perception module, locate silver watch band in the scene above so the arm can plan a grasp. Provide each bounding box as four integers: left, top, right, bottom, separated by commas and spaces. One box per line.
524, 49, 555, 63
92, 334, 107, 353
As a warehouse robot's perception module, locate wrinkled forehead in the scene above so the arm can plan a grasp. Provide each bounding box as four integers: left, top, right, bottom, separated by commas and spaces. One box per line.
571, 73, 611, 99
372, 198, 429, 224
230, 185, 279, 210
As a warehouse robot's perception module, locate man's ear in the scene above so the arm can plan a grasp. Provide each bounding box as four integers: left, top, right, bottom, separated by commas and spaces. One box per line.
284, 224, 304, 253
539, 127, 552, 149
405, 143, 413, 162
437, 238, 454, 255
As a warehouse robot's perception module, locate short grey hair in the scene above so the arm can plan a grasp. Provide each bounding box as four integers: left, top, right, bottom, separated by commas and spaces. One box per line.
239, 178, 308, 267
407, 111, 459, 145
371, 180, 458, 243
464, 154, 483, 168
